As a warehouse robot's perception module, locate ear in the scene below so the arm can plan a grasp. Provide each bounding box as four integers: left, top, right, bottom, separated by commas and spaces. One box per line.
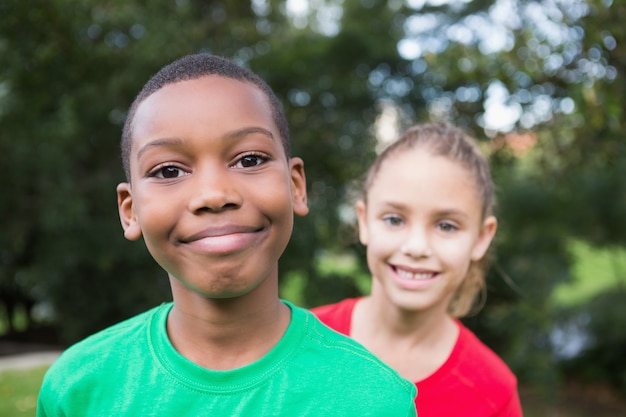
116, 182, 143, 241
289, 157, 309, 217
470, 215, 497, 261
355, 200, 369, 246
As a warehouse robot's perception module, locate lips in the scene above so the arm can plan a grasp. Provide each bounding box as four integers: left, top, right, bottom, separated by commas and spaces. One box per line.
390, 264, 439, 289
180, 224, 265, 254
182, 225, 262, 242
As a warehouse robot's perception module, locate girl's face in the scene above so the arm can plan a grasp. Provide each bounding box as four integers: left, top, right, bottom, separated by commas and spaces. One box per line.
356, 147, 496, 315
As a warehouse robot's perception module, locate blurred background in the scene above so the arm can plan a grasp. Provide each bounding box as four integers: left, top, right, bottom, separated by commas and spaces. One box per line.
1, 0, 625, 414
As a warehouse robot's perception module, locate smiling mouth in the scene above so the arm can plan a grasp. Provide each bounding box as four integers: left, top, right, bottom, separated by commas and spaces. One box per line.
393, 266, 437, 280
182, 225, 263, 243
179, 225, 266, 254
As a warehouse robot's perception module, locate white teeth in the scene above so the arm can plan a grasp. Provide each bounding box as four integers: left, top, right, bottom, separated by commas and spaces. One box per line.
396, 269, 434, 280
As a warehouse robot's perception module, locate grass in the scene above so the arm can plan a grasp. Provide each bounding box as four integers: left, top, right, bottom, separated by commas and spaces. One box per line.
0, 366, 47, 417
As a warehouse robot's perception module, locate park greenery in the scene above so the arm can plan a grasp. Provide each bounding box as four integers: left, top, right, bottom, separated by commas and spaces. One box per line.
1, 0, 625, 405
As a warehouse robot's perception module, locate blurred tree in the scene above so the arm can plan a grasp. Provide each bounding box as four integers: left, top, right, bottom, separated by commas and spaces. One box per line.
1, 0, 625, 399
0, 0, 282, 341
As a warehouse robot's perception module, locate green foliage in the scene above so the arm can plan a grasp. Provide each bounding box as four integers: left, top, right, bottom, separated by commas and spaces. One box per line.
553, 240, 626, 307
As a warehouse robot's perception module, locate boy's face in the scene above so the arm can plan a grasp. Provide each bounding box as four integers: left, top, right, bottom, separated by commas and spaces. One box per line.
117, 76, 308, 298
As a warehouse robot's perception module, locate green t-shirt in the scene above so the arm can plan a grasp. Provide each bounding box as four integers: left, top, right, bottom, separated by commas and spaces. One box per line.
37, 301, 416, 416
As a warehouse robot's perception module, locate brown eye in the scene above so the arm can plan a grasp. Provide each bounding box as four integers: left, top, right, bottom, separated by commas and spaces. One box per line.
234, 153, 269, 169
153, 166, 184, 179
383, 215, 403, 226
241, 155, 261, 167
437, 222, 458, 232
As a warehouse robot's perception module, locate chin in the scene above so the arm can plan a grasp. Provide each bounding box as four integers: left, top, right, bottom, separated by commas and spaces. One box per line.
386, 293, 433, 313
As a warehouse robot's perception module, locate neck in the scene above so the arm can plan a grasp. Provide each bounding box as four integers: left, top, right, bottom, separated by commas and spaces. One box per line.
166, 277, 291, 370
351, 292, 459, 382
357, 294, 454, 345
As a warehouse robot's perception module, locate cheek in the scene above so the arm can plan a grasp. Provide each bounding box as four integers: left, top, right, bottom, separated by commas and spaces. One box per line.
134, 196, 178, 233
252, 174, 294, 218
435, 238, 475, 268
365, 233, 395, 265
255, 190, 289, 221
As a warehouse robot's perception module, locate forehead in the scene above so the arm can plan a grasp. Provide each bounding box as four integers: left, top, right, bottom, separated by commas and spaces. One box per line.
130, 75, 277, 150
369, 147, 482, 211
375, 147, 473, 183
134, 75, 272, 128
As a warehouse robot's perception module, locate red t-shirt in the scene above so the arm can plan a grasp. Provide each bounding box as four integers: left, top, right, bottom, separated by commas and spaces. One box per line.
312, 298, 523, 417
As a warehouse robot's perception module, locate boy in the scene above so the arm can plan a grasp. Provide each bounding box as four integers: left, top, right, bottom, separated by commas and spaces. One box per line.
37, 53, 416, 416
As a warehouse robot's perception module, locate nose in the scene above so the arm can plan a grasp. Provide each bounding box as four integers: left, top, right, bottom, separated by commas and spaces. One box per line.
187, 166, 243, 213
400, 226, 432, 258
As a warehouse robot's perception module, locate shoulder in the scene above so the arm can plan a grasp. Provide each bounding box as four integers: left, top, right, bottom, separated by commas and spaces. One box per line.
291, 305, 417, 410
309, 297, 359, 335
298, 302, 388, 366
455, 322, 517, 386
452, 322, 520, 408
56, 304, 164, 359
415, 321, 521, 416
41, 304, 167, 391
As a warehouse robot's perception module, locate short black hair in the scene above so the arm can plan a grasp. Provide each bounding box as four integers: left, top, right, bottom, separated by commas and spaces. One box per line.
121, 53, 290, 180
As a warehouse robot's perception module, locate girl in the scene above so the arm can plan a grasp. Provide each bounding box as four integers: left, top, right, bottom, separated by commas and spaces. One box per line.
312, 122, 522, 416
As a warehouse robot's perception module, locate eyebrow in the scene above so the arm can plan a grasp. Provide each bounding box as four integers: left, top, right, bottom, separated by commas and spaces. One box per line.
135, 127, 276, 161
379, 201, 407, 211
136, 137, 185, 162
224, 127, 275, 142
380, 201, 470, 219
436, 209, 470, 220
